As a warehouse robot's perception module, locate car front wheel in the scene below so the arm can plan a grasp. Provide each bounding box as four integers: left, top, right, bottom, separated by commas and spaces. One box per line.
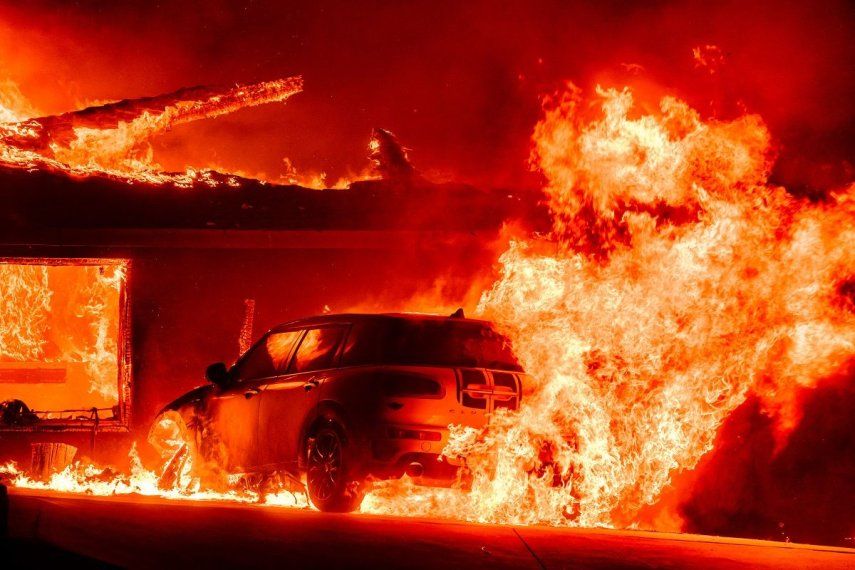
306, 426, 364, 512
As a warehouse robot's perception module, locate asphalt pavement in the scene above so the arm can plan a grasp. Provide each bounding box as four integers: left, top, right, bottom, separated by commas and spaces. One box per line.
3, 486, 853, 569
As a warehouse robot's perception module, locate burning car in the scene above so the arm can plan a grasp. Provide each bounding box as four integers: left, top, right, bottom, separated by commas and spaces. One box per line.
149, 312, 524, 512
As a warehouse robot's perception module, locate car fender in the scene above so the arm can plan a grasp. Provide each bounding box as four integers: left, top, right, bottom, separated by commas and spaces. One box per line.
156, 384, 213, 417
297, 399, 363, 470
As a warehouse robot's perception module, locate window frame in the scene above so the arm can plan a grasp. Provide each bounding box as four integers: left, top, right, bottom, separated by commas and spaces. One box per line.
0, 257, 132, 433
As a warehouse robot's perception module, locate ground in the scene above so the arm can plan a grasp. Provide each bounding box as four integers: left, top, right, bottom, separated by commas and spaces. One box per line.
3, 486, 853, 569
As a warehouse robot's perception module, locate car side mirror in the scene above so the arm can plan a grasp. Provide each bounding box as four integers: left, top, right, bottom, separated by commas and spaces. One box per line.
205, 362, 231, 387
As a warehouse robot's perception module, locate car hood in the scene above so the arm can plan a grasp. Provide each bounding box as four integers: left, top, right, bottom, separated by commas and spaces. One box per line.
158, 384, 213, 416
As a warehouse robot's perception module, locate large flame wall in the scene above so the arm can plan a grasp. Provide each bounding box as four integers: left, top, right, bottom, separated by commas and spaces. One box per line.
471, 86, 854, 527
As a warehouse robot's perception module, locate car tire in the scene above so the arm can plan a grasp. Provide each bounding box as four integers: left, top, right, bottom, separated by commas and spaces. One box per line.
306, 426, 365, 512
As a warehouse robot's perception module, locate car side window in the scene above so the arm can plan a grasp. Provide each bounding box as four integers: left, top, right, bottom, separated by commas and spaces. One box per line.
268, 330, 303, 373
236, 330, 302, 381
290, 326, 347, 373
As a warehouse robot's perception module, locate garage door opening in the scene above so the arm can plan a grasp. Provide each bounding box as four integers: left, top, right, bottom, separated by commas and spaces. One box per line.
0, 258, 130, 431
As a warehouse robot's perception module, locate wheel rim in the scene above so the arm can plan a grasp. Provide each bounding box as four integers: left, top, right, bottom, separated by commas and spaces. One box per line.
308, 431, 342, 501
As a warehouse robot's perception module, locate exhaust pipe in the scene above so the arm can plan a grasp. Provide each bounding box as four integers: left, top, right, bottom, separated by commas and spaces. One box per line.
405, 462, 425, 478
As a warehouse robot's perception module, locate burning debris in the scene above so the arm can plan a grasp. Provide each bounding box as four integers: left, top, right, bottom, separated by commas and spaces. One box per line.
0, 77, 420, 192
1, 434, 309, 509
692, 45, 726, 75
369, 128, 416, 181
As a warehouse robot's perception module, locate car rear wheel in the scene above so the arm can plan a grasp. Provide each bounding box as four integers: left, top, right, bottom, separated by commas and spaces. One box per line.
306, 426, 364, 512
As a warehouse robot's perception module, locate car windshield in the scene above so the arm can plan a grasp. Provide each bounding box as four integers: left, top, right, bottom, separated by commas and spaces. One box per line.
346, 319, 521, 371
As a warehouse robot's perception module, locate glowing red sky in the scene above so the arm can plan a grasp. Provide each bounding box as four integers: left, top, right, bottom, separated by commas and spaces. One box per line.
0, 0, 851, 191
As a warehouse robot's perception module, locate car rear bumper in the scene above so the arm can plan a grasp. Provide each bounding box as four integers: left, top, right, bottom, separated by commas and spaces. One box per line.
366, 423, 460, 482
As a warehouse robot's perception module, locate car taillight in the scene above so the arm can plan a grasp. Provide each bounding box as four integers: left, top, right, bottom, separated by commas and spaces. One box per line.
459, 369, 489, 409
491, 372, 520, 410
458, 369, 522, 411
381, 374, 442, 398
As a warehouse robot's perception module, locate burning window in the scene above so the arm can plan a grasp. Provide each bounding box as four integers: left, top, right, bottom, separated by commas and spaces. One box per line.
0, 258, 129, 430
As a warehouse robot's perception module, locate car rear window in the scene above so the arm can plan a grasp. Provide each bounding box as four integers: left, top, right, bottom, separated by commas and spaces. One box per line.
342, 319, 521, 371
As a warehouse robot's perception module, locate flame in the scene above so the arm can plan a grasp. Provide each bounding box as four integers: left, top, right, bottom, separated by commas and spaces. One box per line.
0, 79, 38, 123
422, 84, 853, 527
77, 264, 126, 399
0, 77, 303, 187
692, 45, 726, 74
0, 444, 261, 503
363, 85, 854, 527
0, 76, 398, 190
0, 265, 52, 360
1, 413, 308, 509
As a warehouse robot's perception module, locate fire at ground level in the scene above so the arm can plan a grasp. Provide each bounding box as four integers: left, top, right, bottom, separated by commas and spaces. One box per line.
2, 486, 853, 569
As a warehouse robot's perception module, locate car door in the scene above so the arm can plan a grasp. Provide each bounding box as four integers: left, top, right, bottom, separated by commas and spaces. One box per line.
205, 331, 298, 473
257, 325, 349, 470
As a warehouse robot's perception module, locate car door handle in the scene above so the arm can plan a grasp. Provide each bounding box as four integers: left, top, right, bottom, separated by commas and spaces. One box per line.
244, 387, 262, 399
303, 379, 320, 392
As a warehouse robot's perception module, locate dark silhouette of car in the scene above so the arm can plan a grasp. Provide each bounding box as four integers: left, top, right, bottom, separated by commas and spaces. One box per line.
151, 312, 524, 512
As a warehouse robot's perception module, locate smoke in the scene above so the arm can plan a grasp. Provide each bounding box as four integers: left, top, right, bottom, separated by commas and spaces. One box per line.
680, 363, 855, 546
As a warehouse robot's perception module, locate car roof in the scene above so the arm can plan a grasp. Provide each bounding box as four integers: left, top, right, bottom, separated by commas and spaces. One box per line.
270, 312, 494, 332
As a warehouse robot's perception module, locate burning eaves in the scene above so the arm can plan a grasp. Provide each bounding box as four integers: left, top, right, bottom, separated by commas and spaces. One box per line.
0, 77, 303, 186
